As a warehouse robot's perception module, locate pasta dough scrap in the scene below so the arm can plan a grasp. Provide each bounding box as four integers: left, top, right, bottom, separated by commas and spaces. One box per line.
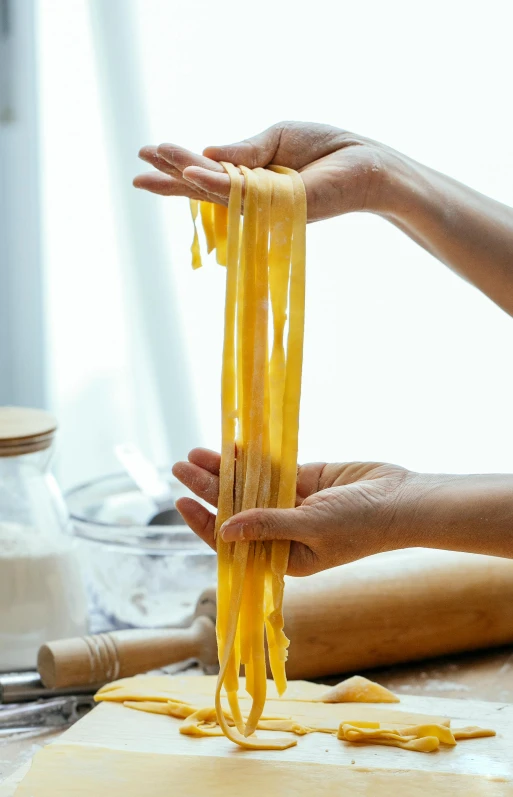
175, 704, 314, 739
338, 721, 457, 752
96, 675, 327, 703
180, 707, 230, 737
399, 724, 456, 745
123, 700, 175, 717
453, 726, 497, 740
336, 718, 494, 752
365, 736, 441, 753
96, 677, 448, 730
338, 723, 439, 753
95, 676, 495, 756
319, 675, 400, 704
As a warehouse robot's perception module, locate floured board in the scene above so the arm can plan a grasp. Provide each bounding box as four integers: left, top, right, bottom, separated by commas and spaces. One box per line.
5, 677, 513, 796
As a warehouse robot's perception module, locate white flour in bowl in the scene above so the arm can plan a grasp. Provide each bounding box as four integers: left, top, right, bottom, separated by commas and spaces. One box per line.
0, 523, 88, 671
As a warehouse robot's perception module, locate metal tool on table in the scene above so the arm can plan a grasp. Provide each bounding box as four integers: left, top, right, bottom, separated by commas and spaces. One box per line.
115, 443, 183, 526
38, 549, 513, 689
0, 672, 103, 703
0, 696, 96, 736
0, 672, 100, 736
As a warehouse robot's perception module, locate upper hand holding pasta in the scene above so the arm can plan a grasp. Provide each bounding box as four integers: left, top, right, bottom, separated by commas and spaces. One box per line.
134, 121, 400, 222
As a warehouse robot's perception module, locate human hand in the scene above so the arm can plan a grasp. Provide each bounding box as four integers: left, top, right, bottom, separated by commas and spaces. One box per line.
134, 122, 404, 222
172, 448, 419, 576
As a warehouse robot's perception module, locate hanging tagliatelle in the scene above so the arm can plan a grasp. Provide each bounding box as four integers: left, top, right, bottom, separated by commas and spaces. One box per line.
189, 162, 306, 749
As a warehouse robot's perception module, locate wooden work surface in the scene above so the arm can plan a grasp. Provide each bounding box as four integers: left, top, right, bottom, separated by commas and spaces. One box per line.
1, 646, 513, 793
2, 669, 513, 796
347, 645, 513, 704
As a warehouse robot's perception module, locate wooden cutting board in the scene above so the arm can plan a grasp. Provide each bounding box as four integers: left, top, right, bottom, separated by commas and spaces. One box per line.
3, 685, 513, 796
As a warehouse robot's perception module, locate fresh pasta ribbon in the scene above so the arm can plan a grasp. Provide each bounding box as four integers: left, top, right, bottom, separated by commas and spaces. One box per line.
214, 204, 229, 265
119, 690, 496, 754
189, 200, 203, 270
199, 201, 216, 254
190, 162, 306, 749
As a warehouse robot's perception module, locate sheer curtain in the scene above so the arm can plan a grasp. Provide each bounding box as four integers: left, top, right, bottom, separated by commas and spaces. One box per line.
1, 0, 47, 409
37, 0, 513, 490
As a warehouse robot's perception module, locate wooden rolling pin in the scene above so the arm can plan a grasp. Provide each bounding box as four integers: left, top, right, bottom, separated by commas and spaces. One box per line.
38, 549, 513, 688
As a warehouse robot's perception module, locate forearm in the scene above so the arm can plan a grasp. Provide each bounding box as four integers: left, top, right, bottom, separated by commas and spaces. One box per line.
380, 151, 513, 316
403, 473, 513, 559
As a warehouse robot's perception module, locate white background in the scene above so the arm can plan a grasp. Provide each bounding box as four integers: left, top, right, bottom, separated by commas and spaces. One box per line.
37, 0, 513, 487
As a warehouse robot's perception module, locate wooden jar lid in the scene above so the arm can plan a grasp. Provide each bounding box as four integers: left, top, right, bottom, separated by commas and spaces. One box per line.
0, 407, 58, 457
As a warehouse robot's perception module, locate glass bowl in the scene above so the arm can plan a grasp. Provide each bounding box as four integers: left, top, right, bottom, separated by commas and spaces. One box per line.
66, 471, 216, 632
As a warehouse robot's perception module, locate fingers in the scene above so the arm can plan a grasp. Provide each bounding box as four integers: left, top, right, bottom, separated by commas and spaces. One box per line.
187, 448, 221, 475
286, 543, 320, 578
172, 449, 221, 508
175, 497, 216, 551
172, 460, 219, 508
182, 166, 231, 199
296, 462, 328, 500
173, 452, 327, 510
156, 144, 225, 174
139, 145, 182, 179
175, 492, 321, 577
133, 172, 208, 198
175, 495, 320, 577
203, 124, 283, 169
138, 130, 281, 204
135, 144, 229, 204
219, 505, 315, 544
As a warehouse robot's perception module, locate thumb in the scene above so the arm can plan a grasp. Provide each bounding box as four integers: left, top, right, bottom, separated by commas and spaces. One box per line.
220, 505, 314, 543
203, 124, 283, 169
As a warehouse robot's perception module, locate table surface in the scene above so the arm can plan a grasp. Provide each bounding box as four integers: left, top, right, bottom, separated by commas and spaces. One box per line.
356, 644, 513, 703
1, 645, 512, 783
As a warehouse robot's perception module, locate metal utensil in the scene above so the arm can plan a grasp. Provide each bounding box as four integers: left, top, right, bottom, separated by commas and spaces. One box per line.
0, 695, 96, 735
0, 671, 103, 703
114, 443, 182, 526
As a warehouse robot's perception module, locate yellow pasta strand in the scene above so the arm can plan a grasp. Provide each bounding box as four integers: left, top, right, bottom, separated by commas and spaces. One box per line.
265, 170, 296, 693
200, 201, 216, 253
239, 166, 263, 511
214, 204, 229, 266
244, 541, 267, 736
192, 162, 306, 749
268, 173, 294, 506
189, 200, 203, 269
268, 166, 307, 694
239, 542, 255, 670
213, 164, 258, 747
240, 166, 271, 728
215, 162, 242, 700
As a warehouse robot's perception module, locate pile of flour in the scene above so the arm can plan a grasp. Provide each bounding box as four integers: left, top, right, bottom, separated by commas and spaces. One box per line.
0, 522, 88, 671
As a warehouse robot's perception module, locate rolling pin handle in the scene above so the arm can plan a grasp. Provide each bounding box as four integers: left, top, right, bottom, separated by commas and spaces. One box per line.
38, 615, 217, 689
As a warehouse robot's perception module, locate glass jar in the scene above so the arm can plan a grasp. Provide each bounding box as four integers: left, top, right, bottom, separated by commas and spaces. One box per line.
0, 407, 88, 671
